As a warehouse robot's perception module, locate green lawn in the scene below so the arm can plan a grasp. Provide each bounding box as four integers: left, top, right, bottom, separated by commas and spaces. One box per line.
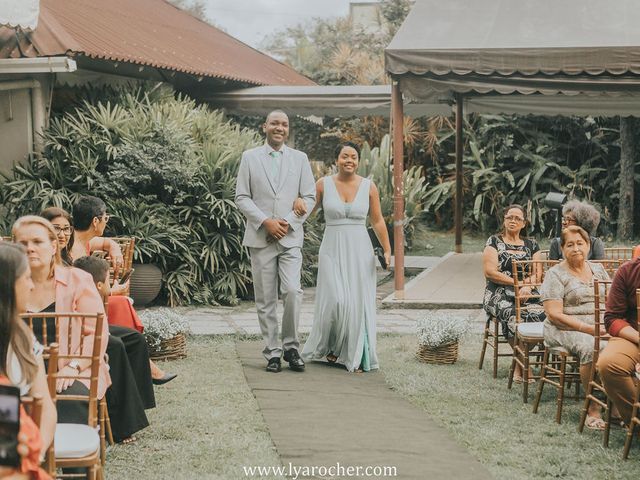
378, 333, 640, 479
105, 333, 640, 479
105, 336, 284, 480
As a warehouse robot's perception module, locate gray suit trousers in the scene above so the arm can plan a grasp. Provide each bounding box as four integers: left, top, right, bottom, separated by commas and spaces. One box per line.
250, 242, 303, 360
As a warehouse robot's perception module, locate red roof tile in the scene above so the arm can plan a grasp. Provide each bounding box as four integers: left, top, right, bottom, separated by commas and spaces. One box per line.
0, 0, 314, 86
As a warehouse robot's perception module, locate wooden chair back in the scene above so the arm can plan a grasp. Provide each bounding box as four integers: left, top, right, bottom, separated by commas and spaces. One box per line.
538, 249, 550, 261
20, 312, 105, 428
603, 247, 633, 262
1, 235, 11, 242
21, 394, 43, 429
591, 259, 623, 278
110, 236, 135, 282
592, 279, 612, 364
512, 259, 559, 324
41, 343, 58, 477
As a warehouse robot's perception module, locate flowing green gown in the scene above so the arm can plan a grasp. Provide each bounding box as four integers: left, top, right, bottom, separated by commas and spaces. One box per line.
302, 176, 378, 372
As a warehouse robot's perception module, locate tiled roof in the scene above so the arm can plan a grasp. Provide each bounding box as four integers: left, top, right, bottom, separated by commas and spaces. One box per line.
0, 0, 314, 86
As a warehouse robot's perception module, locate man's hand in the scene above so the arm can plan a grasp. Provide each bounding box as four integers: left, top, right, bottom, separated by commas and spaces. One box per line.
293, 198, 307, 217
263, 219, 289, 240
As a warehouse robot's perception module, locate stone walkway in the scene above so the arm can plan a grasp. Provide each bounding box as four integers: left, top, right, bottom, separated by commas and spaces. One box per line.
181, 268, 486, 336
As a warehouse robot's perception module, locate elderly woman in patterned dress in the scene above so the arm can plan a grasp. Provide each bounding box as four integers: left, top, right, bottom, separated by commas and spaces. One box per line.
482, 204, 546, 382
540, 225, 610, 429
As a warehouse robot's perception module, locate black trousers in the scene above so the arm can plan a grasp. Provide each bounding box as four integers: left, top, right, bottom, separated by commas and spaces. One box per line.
108, 326, 156, 410
105, 329, 151, 441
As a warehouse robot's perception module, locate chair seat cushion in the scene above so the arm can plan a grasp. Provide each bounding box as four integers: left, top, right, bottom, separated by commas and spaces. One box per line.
55, 423, 100, 459
517, 322, 544, 338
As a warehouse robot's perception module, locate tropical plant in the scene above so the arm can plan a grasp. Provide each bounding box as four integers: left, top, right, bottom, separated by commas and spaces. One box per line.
359, 134, 430, 247
0, 86, 260, 306
421, 114, 623, 237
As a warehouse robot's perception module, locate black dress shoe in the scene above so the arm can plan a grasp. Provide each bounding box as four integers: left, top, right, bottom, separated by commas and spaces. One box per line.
152, 372, 178, 385
283, 349, 305, 372
266, 357, 282, 373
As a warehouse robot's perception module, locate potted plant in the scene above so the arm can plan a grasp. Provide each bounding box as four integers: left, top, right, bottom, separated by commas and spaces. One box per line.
139, 308, 190, 361
416, 312, 469, 364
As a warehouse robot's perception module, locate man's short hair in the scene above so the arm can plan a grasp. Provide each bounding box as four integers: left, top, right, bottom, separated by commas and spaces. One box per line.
265, 109, 288, 122
73, 255, 109, 284
73, 195, 107, 231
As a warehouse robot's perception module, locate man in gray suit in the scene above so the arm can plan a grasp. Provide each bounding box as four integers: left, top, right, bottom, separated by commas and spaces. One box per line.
235, 110, 316, 373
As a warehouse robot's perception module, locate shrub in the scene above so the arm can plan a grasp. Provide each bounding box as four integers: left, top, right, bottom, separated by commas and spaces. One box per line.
0, 87, 260, 305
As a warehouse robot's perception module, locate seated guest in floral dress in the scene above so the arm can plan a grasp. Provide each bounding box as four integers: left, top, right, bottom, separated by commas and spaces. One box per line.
483, 204, 546, 382
548, 200, 605, 261
540, 226, 610, 429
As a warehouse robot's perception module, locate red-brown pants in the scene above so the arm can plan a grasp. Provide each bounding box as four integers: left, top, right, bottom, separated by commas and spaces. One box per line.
597, 337, 640, 424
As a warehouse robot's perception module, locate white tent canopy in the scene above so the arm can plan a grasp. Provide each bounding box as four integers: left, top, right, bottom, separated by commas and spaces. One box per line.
386, 0, 640, 115
0, 0, 39, 31
208, 85, 452, 118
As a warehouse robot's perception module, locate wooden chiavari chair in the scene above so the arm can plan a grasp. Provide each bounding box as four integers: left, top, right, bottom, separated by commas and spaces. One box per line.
1, 235, 11, 242
479, 312, 512, 378
108, 237, 135, 295
622, 289, 640, 459
21, 312, 105, 479
508, 259, 558, 403
532, 342, 581, 423
576, 279, 614, 446
603, 247, 634, 263
591, 259, 622, 279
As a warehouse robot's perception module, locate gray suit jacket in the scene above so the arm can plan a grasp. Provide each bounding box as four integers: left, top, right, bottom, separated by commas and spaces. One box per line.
235, 144, 316, 248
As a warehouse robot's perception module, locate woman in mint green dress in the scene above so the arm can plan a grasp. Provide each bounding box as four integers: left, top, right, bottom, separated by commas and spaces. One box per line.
299, 142, 391, 372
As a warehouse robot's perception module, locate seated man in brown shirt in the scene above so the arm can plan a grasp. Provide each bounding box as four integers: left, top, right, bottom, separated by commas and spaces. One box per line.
597, 257, 640, 424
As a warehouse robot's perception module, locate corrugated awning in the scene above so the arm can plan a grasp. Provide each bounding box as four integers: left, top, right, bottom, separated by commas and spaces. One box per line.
0, 0, 313, 87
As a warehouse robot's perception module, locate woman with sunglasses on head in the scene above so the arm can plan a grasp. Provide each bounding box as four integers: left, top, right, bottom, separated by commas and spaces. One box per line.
548, 200, 605, 261
483, 204, 546, 382
0, 242, 56, 480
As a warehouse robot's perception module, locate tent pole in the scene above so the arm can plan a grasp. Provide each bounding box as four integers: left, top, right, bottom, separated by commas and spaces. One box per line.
455, 93, 464, 253
392, 80, 405, 299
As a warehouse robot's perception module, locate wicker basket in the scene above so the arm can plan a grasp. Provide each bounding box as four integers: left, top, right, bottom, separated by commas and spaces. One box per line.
148, 332, 187, 361
416, 341, 459, 365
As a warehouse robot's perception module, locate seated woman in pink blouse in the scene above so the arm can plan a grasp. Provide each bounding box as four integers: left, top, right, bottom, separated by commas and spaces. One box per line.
12, 215, 111, 423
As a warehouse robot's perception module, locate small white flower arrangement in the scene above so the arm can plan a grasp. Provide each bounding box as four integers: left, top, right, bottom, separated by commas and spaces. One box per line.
416, 311, 469, 348
139, 308, 190, 349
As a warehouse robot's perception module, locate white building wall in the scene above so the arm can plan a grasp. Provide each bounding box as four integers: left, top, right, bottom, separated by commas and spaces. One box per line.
0, 88, 32, 176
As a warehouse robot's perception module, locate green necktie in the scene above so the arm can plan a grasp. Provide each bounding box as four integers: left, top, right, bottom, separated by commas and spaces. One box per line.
269, 151, 281, 182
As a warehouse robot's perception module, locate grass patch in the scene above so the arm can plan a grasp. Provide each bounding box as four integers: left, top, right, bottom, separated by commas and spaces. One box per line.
105, 336, 283, 479
407, 228, 492, 257
378, 333, 640, 479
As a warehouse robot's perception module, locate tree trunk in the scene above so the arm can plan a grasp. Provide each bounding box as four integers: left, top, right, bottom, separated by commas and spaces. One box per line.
617, 117, 636, 240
